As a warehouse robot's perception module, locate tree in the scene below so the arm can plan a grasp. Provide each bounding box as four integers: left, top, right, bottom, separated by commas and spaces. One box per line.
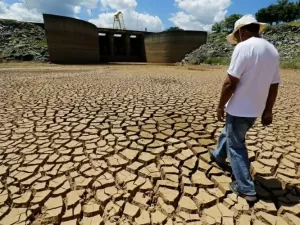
267, 4, 280, 24
297, 1, 300, 19
256, 8, 272, 24
211, 14, 242, 33
212, 21, 225, 33
256, 0, 300, 24
224, 14, 242, 32
280, 2, 299, 22
164, 27, 184, 32
277, 0, 289, 6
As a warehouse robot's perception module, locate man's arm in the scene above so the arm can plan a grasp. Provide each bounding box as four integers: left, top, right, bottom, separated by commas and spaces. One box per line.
217, 44, 247, 121
262, 83, 279, 126
217, 74, 239, 121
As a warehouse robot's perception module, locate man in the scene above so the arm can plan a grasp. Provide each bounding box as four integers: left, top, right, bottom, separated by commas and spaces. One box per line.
210, 15, 280, 202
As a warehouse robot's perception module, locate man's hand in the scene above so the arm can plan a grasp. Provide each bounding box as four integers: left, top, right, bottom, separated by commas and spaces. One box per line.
217, 108, 225, 121
217, 75, 239, 122
262, 109, 273, 126
262, 84, 278, 127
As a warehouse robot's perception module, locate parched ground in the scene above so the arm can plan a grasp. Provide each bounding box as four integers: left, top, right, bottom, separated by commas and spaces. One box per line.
0, 64, 300, 225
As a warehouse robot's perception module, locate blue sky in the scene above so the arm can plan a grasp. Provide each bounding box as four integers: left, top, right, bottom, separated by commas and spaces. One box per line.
0, 0, 294, 31
136, 0, 283, 28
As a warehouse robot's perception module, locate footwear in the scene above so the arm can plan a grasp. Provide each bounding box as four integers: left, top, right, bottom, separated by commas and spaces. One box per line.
209, 150, 232, 173
229, 181, 257, 202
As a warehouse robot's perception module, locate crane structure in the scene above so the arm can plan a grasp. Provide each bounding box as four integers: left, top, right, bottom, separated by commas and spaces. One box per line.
113, 12, 126, 30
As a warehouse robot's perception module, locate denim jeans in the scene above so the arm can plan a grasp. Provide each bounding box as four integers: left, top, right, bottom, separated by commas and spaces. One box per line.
212, 113, 257, 196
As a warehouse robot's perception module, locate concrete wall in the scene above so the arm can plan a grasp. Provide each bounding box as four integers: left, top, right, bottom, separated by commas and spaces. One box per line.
43, 14, 99, 64
43, 14, 207, 64
144, 31, 207, 63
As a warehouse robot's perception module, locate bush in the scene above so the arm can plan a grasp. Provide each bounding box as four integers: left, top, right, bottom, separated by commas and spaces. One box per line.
280, 58, 300, 70
289, 21, 300, 27
263, 25, 273, 33
164, 27, 184, 32
203, 57, 300, 70
203, 57, 230, 65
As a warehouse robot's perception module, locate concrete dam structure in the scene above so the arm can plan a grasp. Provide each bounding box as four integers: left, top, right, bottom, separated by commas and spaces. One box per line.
43, 14, 207, 64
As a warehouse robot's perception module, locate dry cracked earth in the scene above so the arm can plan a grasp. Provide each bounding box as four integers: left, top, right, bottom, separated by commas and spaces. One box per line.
0, 64, 300, 225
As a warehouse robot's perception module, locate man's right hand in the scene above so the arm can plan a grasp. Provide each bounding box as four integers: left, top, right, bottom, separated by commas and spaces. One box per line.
262, 109, 273, 126
217, 108, 225, 122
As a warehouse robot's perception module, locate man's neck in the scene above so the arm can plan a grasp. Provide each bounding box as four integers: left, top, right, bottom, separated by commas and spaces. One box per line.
242, 33, 260, 42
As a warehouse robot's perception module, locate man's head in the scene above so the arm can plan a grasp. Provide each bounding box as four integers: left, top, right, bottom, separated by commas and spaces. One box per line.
233, 23, 260, 43
226, 15, 267, 45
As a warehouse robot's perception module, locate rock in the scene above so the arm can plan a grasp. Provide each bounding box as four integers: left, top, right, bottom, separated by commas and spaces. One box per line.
182, 24, 300, 65
0, 19, 48, 62
22, 54, 34, 61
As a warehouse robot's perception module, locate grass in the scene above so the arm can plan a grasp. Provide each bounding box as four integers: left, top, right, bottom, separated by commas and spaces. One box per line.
0, 61, 51, 68
203, 57, 230, 66
280, 57, 300, 70
202, 57, 300, 70
289, 21, 300, 27
35, 41, 47, 47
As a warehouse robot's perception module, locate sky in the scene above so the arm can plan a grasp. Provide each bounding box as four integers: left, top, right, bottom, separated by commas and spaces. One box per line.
0, 0, 292, 32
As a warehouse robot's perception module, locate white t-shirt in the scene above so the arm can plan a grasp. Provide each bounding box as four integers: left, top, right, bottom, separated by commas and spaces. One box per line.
226, 37, 280, 117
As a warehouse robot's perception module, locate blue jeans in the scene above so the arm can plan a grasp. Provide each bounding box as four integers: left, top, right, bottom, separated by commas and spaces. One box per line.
212, 113, 257, 196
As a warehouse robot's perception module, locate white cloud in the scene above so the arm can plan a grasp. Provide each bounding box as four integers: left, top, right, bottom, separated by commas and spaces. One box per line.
0, 1, 42, 22
23, 0, 100, 17
87, 9, 92, 16
82, 0, 99, 9
0, 0, 163, 32
170, 0, 231, 31
101, 0, 137, 10
89, 0, 164, 32
0, 0, 100, 22
73, 6, 81, 14
89, 9, 164, 32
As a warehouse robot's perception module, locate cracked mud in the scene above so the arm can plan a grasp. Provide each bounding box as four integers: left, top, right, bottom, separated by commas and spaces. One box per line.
0, 65, 300, 225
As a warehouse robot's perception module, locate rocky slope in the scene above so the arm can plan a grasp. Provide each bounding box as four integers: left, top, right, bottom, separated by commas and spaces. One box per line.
0, 19, 48, 62
183, 24, 300, 66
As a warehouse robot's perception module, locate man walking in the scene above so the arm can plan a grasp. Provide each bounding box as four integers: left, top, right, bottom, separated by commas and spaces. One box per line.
210, 15, 280, 202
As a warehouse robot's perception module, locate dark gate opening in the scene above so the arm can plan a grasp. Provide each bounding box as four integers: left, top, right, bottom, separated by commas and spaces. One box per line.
130, 35, 144, 57
114, 34, 126, 56
99, 33, 110, 56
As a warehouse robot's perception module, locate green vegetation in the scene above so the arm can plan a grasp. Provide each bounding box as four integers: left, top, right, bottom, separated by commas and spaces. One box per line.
289, 21, 300, 27
256, 0, 300, 24
212, 14, 242, 33
164, 27, 184, 32
0, 61, 50, 68
212, 0, 300, 34
280, 57, 300, 70
35, 41, 48, 47
0, 19, 18, 26
203, 57, 230, 66
202, 56, 300, 70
